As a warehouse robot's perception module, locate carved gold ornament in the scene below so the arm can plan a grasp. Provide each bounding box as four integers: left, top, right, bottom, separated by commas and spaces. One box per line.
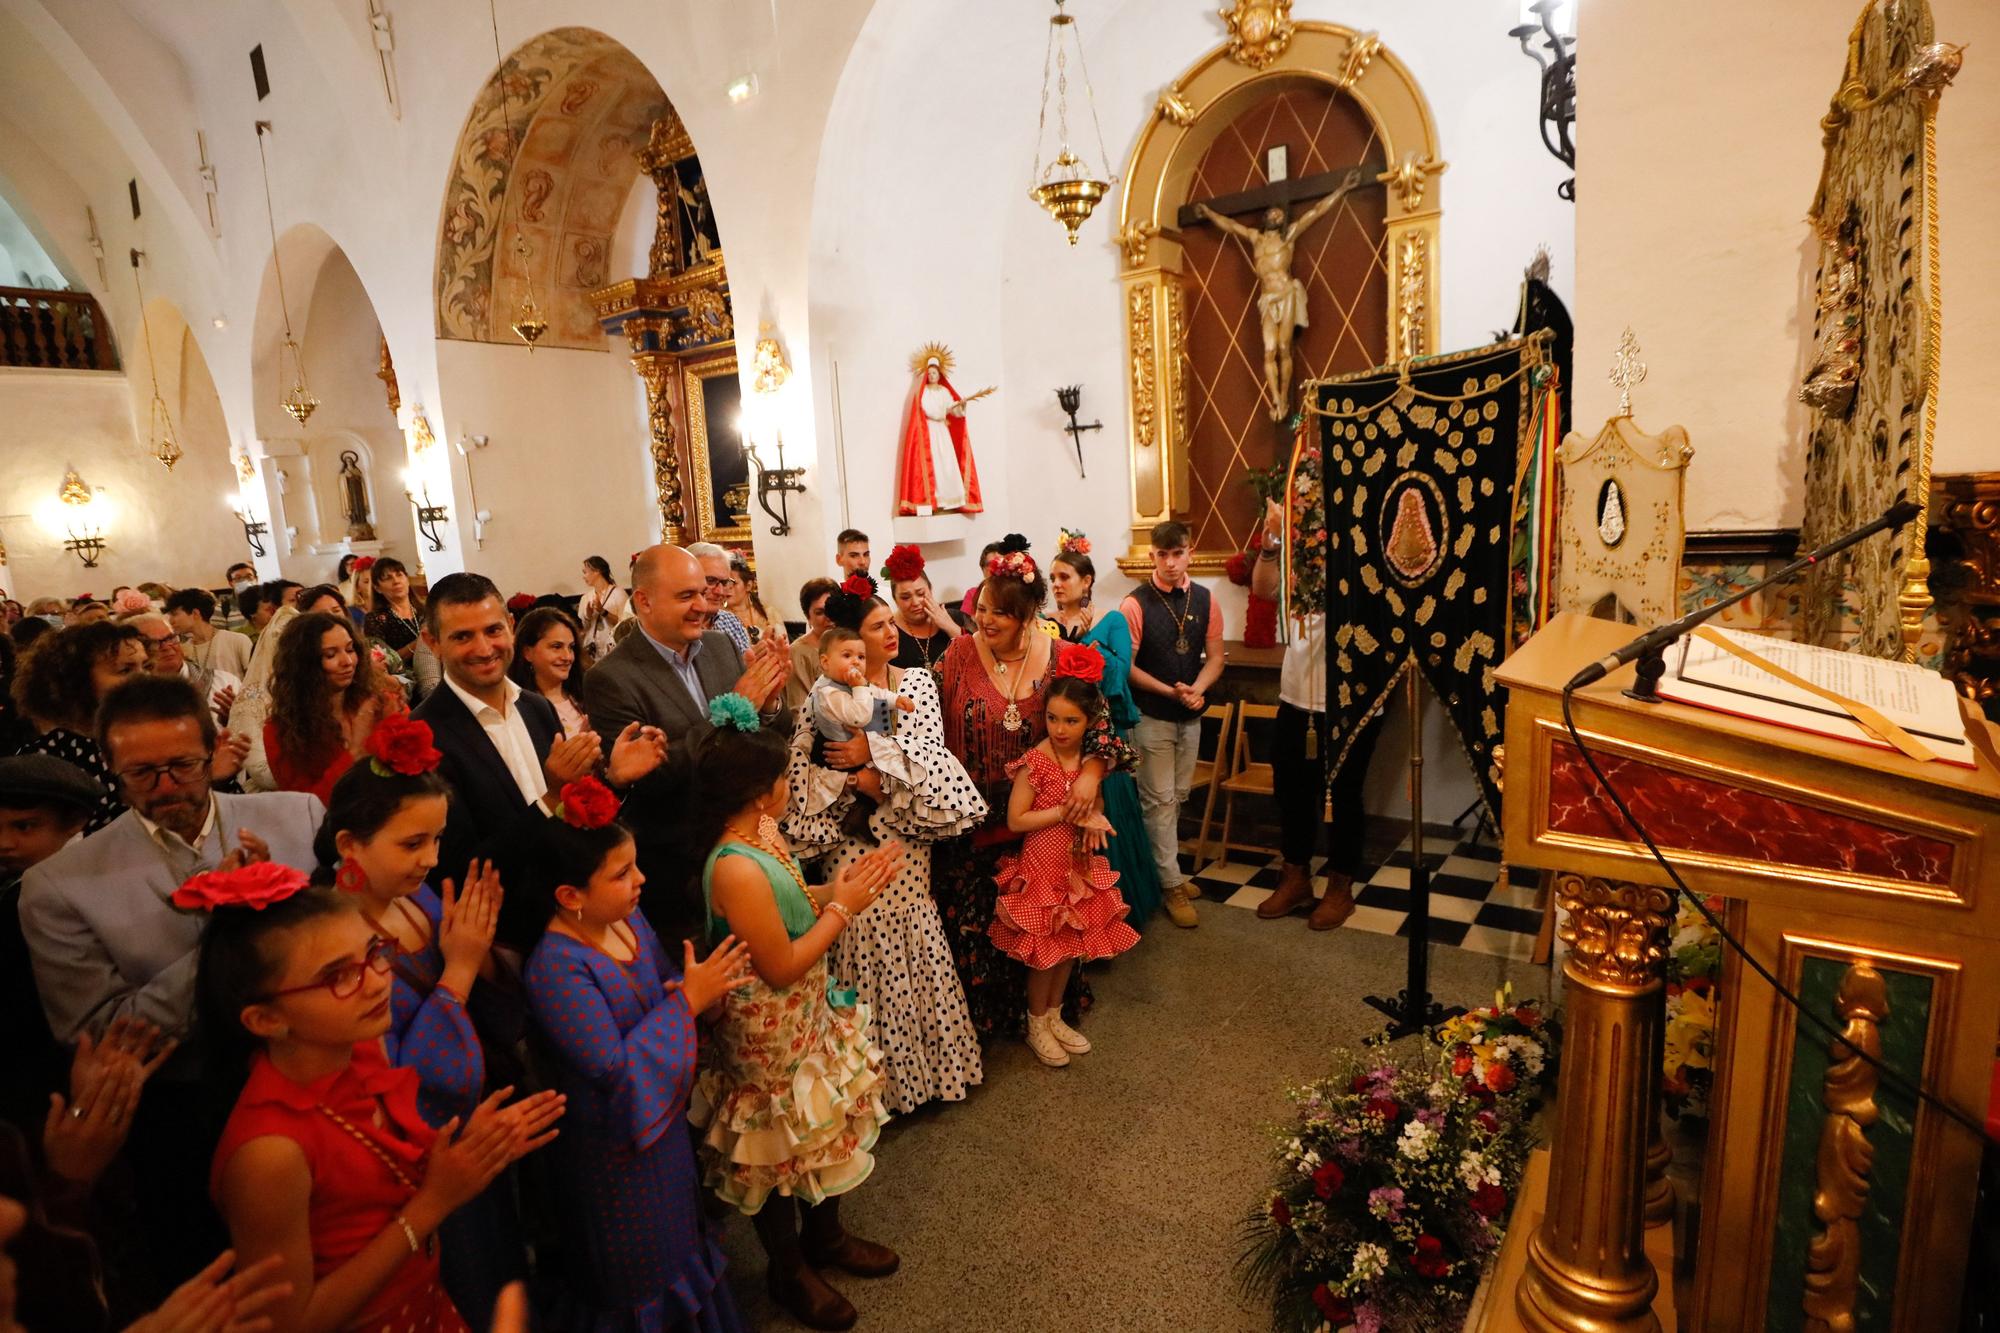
1218, 0, 1295, 71
1128, 288, 1157, 449
1377, 150, 1444, 213
1165, 282, 1189, 448
1116, 221, 1159, 268
751, 331, 790, 396
1395, 231, 1431, 361
629, 344, 684, 544
1553, 873, 1674, 987
909, 341, 956, 377
234, 450, 257, 483
1156, 89, 1196, 128
1335, 30, 1382, 90
1801, 960, 1887, 1332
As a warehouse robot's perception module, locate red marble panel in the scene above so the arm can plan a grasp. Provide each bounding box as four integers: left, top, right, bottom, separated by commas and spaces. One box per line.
1546, 738, 1954, 886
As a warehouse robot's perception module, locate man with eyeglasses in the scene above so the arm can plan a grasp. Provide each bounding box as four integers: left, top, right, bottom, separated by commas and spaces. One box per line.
129, 611, 239, 729
17, 674, 324, 1290
686, 541, 753, 657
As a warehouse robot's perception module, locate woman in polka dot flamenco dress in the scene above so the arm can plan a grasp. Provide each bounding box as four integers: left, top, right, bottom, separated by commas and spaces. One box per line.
990, 644, 1140, 1067
524, 777, 754, 1332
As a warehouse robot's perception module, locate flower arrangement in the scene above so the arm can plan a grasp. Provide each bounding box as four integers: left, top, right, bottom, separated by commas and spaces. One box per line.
173, 862, 312, 912
1057, 528, 1091, 557
1664, 895, 1722, 1120
1433, 987, 1560, 1108
881, 544, 926, 584
555, 776, 620, 830
364, 716, 441, 777
986, 533, 1038, 583
1238, 1042, 1539, 1333
1283, 422, 1328, 619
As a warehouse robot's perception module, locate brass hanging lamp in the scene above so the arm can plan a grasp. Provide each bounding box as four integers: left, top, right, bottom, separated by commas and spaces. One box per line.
254, 121, 319, 424
1029, 0, 1115, 245
488, 0, 547, 349
127, 250, 182, 469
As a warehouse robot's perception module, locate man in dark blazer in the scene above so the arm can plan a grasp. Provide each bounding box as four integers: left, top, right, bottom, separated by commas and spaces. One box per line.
412, 573, 665, 921
585, 545, 789, 929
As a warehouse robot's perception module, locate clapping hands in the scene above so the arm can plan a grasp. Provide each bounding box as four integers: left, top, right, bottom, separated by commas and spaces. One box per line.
670, 935, 756, 1014
123, 1251, 291, 1333
45, 1018, 177, 1187
437, 860, 502, 993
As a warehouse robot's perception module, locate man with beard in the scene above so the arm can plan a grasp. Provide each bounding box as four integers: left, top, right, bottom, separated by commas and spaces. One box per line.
16, 675, 322, 1294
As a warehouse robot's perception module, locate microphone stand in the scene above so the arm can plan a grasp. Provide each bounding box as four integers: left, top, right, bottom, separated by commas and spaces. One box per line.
1566, 498, 1922, 701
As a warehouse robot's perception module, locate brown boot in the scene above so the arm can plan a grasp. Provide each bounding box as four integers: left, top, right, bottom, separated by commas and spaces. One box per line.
1257, 863, 1315, 918
766, 1264, 857, 1331
803, 1230, 902, 1278
1308, 873, 1357, 931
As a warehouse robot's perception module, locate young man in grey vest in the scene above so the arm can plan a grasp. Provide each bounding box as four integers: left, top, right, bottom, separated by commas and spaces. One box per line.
1119, 521, 1224, 928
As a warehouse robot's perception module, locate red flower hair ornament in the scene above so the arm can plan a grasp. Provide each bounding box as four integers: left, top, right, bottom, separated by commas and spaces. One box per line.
985, 550, 1037, 583
880, 544, 926, 584
365, 716, 441, 777
557, 776, 621, 830
839, 572, 878, 600
351, 556, 376, 572
173, 862, 312, 912
1053, 641, 1105, 684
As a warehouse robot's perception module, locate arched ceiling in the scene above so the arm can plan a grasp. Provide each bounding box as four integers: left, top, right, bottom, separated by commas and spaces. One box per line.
435, 26, 669, 350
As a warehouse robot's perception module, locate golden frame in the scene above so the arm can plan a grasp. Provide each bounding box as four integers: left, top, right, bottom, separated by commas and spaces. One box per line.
1114, 23, 1445, 576
682, 351, 751, 546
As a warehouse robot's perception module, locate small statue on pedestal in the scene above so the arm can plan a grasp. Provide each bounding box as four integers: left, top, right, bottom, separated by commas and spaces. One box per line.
338, 449, 377, 542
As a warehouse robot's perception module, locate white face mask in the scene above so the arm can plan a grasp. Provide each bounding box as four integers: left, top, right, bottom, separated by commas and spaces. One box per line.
231, 579, 253, 593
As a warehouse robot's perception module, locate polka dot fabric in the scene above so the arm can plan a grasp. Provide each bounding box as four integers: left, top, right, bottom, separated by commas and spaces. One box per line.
988, 749, 1140, 970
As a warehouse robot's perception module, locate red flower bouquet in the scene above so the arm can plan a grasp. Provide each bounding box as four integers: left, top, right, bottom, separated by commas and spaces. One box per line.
173, 862, 311, 912
366, 716, 441, 777
559, 776, 620, 830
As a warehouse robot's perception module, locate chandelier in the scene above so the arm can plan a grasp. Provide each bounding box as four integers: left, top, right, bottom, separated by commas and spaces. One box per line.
127, 250, 181, 469
254, 121, 319, 423
1029, 0, 1114, 245
488, 0, 547, 349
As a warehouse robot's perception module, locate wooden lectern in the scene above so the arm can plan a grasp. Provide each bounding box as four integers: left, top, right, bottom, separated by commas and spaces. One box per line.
1487, 614, 2000, 1332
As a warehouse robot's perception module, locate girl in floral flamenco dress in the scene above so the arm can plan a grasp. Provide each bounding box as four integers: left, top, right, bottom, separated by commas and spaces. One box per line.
989, 648, 1140, 1068
690, 694, 907, 1332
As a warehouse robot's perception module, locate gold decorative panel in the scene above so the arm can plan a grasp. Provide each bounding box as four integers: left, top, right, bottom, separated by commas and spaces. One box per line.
1114, 22, 1443, 576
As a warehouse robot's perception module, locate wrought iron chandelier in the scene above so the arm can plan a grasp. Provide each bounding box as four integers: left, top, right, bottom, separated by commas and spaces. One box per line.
1508, 0, 1576, 201
488, 0, 547, 349
1029, 0, 1115, 246
127, 250, 181, 469
254, 121, 319, 423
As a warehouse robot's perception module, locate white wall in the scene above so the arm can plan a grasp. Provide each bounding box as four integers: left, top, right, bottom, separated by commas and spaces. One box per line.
1575, 0, 2000, 528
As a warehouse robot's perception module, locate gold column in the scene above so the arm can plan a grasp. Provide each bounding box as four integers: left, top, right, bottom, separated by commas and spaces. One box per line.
1517, 874, 1673, 1333
1800, 960, 1887, 1331
1643, 1022, 1673, 1228
629, 342, 684, 546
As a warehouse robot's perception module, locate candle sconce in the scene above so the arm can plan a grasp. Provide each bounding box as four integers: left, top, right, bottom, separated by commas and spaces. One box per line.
403, 473, 450, 552
1055, 384, 1101, 476
744, 436, 806, 538
228, 496, 269, 557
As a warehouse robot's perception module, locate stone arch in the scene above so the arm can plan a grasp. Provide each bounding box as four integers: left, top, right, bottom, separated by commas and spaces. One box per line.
433, 27, 672, 349
1113, 24, 1444, 568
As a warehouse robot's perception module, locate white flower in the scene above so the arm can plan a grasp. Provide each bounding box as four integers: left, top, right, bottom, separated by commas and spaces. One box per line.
1458, 1149, 1487, 1188
1351, 1242, 1390, 1282
1398, 1119, 1436, 1161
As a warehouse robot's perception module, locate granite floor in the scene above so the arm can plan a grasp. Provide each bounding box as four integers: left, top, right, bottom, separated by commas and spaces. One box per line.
713, 894, 1550, 1331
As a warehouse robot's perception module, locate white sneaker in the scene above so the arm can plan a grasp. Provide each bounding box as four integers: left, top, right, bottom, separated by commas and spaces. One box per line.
1025, 1012, 1070, 1066
1045, 1012, 1092, 1054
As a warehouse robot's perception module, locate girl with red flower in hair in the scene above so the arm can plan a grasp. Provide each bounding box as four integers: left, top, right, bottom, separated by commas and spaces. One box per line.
192, 864, 564, 1333
523, 777, 756, 1333
313, 716, 525, 1329
988, 644, 1140, 1067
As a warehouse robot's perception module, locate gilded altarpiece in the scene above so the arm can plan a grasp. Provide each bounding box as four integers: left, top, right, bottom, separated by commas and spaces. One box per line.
1115, 24, 1442, 576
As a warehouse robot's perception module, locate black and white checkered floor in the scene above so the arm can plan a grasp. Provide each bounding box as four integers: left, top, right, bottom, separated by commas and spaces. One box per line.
1180, 830, 1545, 961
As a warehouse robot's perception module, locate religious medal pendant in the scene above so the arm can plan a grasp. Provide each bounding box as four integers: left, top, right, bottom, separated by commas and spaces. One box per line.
1002, 702, 1023, 732
1175, 636, 1190, 655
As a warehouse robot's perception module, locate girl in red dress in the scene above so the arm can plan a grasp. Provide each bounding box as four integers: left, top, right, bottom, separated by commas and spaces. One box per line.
187, 864, 565, 1333
988, 655, 1140, 1068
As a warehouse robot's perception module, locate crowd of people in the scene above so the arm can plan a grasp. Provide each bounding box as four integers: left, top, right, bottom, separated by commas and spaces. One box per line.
0, 512, 1351, 1333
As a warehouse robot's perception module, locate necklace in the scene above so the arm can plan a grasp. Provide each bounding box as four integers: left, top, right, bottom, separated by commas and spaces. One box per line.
735, 814, 820, 915
317, 1103, 438, 1257
1151, 581, 1195, 655
901, 620, 945, 669
986, 639, 1031, 731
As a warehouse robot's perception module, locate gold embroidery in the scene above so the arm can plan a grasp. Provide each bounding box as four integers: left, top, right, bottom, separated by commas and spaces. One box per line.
1444, 569, 1466, 600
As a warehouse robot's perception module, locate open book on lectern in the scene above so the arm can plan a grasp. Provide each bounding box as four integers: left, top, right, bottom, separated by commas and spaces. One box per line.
1659, 626, 1977, 768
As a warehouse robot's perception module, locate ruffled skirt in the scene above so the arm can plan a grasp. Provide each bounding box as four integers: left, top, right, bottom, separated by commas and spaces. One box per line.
689, 963, 889, 1216
988, 849, 1140, 970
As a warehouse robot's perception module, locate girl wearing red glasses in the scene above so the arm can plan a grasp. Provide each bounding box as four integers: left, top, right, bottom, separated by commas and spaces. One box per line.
190, 864, 564, 1333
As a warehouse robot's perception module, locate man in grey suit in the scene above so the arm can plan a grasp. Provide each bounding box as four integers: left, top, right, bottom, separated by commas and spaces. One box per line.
16, 674, 323, 1291
586, 544, 789, 928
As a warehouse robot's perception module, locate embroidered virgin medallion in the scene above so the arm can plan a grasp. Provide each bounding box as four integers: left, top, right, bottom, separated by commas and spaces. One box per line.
1596, 476, 1627, 547
1380, 472, 1447, 586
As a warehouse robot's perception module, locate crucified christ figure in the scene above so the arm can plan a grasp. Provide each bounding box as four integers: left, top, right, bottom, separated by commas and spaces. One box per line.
1195, 167, 1367, 421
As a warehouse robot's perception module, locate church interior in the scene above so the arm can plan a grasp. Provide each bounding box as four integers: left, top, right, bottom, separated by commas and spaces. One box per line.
2, 1, 1999, 1330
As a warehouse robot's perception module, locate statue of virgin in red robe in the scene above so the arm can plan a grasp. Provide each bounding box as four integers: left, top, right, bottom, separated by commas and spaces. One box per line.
895, 350, 983, 516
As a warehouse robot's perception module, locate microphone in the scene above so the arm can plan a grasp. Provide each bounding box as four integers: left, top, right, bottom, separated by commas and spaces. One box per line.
1563, 497, 1924, 693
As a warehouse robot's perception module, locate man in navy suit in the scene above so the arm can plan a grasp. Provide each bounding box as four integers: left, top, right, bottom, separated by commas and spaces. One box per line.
411, 573, 665, 909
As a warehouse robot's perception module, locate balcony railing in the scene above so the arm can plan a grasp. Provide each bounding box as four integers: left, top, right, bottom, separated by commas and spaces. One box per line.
0, 287, 119, 371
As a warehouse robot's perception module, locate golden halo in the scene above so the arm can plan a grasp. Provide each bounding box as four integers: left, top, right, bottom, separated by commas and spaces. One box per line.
909, 341, 956, 376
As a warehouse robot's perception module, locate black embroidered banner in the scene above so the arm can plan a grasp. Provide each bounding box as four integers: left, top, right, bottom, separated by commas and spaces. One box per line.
1309, 333, 1550, 818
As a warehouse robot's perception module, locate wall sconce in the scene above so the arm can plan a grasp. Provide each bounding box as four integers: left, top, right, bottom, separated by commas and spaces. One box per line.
403, 469, 450, 552
1054, 384, 1101, 476
228, 494, 270, 557
744, 435, 805, 538
454, 432, 494, 548
1509, 0, 1577, 201
39, 466, 110, 567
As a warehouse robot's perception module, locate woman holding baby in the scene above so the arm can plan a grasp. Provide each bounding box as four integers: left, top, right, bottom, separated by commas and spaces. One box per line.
783, 573, 989, 1114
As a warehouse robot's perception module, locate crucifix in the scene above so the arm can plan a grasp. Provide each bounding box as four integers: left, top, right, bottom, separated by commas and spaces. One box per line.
1181, 160, 1382, 420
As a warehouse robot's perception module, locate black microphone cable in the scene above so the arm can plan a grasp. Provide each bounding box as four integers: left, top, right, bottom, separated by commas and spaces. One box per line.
1557, 685, 1994, 1143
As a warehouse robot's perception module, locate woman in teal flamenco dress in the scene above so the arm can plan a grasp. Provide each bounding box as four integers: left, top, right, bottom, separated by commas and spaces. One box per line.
1045, 535, 1163, 927
688, 694, 908, 1333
